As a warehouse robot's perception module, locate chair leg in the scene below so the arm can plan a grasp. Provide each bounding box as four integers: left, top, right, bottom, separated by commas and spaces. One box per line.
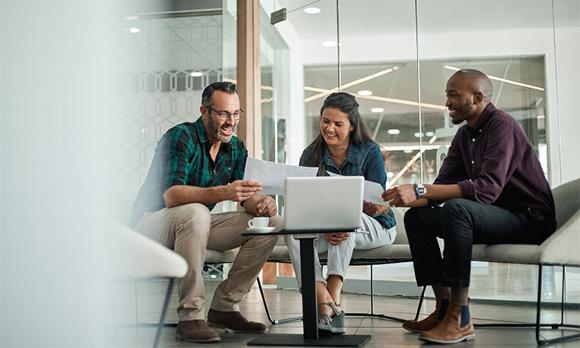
345, 263, 416, 323
534, 264, 580, 345
535, 264, 543, 343
134, 281, 140, 324
414, 286, 426, 321
153, 278, 175, 348
256, 277, 303, 325
560, 265, 566, 327
370, 264, 375, 315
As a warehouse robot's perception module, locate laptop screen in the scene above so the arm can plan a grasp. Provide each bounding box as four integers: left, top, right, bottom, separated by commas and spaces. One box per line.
283, 176, 363, 232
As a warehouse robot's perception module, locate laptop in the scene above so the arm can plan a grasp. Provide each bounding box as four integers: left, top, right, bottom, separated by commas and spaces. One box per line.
283, 176, 364, 233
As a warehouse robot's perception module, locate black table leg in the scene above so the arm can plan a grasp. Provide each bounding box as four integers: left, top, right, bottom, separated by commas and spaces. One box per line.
299, 238, 318, 339
247, 235, 370, 347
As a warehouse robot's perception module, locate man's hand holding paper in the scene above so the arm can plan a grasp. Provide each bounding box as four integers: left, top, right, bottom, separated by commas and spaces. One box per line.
224, 179, 262, 202
243, 157, 317, 195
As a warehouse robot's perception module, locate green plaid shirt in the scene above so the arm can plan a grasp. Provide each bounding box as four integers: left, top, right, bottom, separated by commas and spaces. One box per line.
129, 118, 247, 227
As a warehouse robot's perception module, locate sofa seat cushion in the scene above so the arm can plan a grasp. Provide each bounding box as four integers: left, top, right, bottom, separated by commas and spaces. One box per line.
472, 244, 541, 265
268, 244, 412, 265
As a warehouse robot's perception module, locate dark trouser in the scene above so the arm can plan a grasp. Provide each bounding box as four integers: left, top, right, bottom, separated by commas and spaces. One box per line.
404, 198, 555, 288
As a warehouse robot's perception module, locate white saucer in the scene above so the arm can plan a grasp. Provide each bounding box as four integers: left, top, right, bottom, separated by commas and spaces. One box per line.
246, 226, 276, 233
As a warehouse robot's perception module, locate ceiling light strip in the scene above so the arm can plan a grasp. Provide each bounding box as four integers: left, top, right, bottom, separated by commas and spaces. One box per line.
387, 135, 439, 188
304, 86, 446, 110
443, 65, 544, 91
388, 151, 422, 188
304, 86, 329, 93
304, 67, 395, 102
383, 144, 440, 152
358, 95, 446, 111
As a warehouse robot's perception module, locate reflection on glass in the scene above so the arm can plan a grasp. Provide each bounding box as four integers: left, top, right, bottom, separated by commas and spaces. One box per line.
304, 57, 547, 185
124, 13, 224, 196
260, 7, 289, 162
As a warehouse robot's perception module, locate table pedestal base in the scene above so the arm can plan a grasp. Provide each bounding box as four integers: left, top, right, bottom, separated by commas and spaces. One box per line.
247, 333, 371, 347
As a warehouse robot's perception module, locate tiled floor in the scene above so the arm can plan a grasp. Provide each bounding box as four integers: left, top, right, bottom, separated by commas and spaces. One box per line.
128, 280, 580, 348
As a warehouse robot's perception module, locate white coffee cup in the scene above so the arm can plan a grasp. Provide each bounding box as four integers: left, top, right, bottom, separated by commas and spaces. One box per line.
248, 217, 269, 229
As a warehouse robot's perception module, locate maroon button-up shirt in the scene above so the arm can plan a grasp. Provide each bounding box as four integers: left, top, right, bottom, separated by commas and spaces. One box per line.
435, 103, 555, 217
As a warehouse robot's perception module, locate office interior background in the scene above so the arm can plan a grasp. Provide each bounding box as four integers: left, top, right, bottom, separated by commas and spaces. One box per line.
1, 0, 579, 346
119, 0, 580, 299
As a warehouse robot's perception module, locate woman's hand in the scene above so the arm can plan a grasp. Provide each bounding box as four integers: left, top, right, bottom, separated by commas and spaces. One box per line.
323, 232, 350, 245
363, 200, 389, 217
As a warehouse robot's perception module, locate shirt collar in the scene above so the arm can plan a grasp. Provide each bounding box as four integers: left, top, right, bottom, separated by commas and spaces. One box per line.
193, 117, 232, 152
322, 143, 356, 167
470, 103, 496, 133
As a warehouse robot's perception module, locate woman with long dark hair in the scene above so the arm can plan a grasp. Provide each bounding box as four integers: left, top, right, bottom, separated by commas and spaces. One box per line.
285, 92, 397, 334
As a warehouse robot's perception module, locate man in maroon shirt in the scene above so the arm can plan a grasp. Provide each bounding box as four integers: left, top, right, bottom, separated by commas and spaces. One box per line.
383, 69, 556, 344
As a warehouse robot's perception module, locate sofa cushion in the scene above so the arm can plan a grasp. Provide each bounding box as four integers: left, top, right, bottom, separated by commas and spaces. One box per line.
267, 244, 412, 265
473, 244, 541, 265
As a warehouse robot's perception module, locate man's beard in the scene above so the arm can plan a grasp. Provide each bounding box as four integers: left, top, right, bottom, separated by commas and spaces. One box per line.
208, 116, 234, 143
451, 116, 464, 125
218, 131, 233, 143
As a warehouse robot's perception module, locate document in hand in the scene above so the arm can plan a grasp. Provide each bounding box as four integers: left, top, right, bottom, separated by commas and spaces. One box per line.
329, 170, 391, 206
243, 157, 317, 195
364, 180, 391, 207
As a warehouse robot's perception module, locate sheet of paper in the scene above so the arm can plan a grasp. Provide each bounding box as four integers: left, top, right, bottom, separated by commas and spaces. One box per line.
244, 157, 317, 195
363, 180, 391, 207
326, 170, 390, 207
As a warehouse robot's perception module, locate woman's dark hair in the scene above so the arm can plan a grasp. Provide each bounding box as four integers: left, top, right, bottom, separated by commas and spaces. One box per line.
308, 92, 374, 164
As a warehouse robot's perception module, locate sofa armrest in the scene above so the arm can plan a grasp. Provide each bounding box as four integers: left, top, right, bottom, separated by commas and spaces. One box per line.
114, 222, 188, 279
540, 210, 580, 266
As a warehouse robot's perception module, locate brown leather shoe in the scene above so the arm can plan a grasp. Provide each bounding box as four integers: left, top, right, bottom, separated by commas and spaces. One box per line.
419, 303, 475, 344
402, 298, 448, 333
207, 309, 268, 333
175, 320, 220, 343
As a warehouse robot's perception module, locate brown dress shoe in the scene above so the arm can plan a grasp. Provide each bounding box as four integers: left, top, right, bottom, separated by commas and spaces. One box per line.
402, 298, 448, 333
419, 303, 475, 344
207, 309, 268, 333
175, 320, 220, 343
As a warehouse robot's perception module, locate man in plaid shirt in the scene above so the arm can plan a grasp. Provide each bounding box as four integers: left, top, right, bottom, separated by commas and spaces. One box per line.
130, 82, 281, 343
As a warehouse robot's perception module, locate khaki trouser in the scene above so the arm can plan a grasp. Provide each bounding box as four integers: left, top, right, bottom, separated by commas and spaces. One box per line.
135, 203, 282, 321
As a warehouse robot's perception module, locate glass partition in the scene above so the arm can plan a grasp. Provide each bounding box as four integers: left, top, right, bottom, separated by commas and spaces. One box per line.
414, 0, 557, 302
121, 0, 579, 302
260, 6, 290, 162
264, 0, 580, 302
123, 12, 224, 204
417, 1, 552, 180
283, 0, 340, 163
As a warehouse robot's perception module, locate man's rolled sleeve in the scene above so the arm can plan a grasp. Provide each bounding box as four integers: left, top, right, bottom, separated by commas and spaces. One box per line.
456, 179, 475, 201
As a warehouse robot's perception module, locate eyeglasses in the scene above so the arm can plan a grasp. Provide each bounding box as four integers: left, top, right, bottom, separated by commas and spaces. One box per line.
208, 106, 244, 121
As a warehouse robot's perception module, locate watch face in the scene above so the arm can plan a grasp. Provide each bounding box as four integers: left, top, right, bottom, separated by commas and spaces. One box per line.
415, 184, 426, 198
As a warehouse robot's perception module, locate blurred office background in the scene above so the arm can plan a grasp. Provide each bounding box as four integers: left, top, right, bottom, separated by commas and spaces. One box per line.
116, 0, 580, 298
1, 0, 579, 346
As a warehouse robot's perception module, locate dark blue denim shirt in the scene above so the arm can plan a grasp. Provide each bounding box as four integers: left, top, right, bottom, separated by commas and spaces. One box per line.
300, 141, 397, 229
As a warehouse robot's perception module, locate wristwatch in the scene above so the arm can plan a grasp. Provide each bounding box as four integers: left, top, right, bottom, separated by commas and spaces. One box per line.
414, 183, 427, 199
